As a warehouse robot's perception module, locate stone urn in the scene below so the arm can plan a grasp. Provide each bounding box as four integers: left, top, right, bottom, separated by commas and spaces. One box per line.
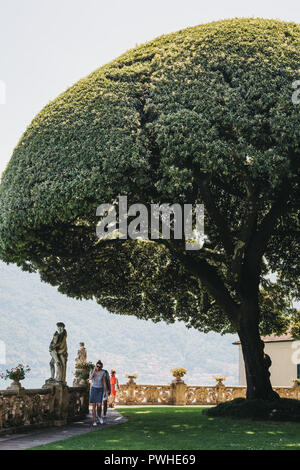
171, 369, 187, 383
73, 368, 90, 387
7, 378, 25, 391
214, 376, 226, 387
172, 374, 185, 383
126, 375, 137, 385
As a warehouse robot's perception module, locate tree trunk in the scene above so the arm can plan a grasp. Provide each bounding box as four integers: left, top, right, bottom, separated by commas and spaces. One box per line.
238, 303, 280, 401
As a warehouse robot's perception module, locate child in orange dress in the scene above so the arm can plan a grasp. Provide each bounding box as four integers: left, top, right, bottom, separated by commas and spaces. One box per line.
109, 369, 119, 408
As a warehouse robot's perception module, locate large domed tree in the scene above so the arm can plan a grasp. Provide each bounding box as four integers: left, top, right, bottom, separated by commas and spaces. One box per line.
0, 18, 299, 400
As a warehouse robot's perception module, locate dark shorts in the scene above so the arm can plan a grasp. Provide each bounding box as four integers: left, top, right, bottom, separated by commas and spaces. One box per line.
90, 386, 104, 404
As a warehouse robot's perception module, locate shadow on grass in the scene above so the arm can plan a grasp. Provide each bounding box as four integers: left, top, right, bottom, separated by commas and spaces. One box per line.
31, 407, 300, 451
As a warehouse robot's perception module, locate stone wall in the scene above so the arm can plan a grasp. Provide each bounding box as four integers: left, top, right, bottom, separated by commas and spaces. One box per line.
0, 385, 89, 435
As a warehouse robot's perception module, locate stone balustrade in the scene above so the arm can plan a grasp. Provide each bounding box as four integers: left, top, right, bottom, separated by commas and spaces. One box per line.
1, 379, 299, 434
117, 384, 173, 405
115, 380, 300, 406
0, 385, 89, 435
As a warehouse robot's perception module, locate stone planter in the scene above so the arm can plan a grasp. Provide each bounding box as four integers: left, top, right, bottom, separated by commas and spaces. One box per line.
73, 368, 89, 387
6, 378, 25, 391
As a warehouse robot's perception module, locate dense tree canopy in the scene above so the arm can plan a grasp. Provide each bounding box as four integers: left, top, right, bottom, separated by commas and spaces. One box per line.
0, 18, 299, 398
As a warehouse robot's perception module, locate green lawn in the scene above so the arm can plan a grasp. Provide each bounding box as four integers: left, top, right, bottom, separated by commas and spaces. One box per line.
32, 407, 300, 450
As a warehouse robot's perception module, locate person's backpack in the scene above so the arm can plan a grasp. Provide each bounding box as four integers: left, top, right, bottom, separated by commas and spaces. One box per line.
103, 369, 111, 394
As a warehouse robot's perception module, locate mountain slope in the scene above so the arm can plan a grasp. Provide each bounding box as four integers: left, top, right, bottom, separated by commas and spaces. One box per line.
0, 262, 238, 387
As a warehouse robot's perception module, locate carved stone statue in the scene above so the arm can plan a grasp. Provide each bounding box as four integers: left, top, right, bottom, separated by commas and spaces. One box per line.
46, 322, 68, 385
75, 342, 87, 367
73, 342, 88, 387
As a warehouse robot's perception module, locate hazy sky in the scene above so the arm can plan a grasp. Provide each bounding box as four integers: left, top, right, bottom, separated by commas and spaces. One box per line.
0, 0, 300, 175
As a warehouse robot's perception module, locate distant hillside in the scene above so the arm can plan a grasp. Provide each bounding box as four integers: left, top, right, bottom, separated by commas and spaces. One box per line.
0, 262, 238, 387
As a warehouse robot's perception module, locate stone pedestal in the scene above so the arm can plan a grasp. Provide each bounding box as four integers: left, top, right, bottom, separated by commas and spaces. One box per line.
171, 381, 186, 406
41, 381, 69, 426
127, 382, 136, 405
53, 384, 69, 426
215, 383, 226, 404
125, 377, 137, 404
42, 378, 58, 388
42, 378, 67, 389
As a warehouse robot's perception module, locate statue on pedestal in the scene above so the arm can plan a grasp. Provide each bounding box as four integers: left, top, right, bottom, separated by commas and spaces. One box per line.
75, 342, 87, 367
44, 322, 68, 387
73, 342, 89, 386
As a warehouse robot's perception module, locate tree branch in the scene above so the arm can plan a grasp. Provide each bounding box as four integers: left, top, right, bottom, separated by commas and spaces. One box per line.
250, 178, 292, 261
161, 240, 239, 325
232, 179, 258, 277
239, 178, 293, 297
